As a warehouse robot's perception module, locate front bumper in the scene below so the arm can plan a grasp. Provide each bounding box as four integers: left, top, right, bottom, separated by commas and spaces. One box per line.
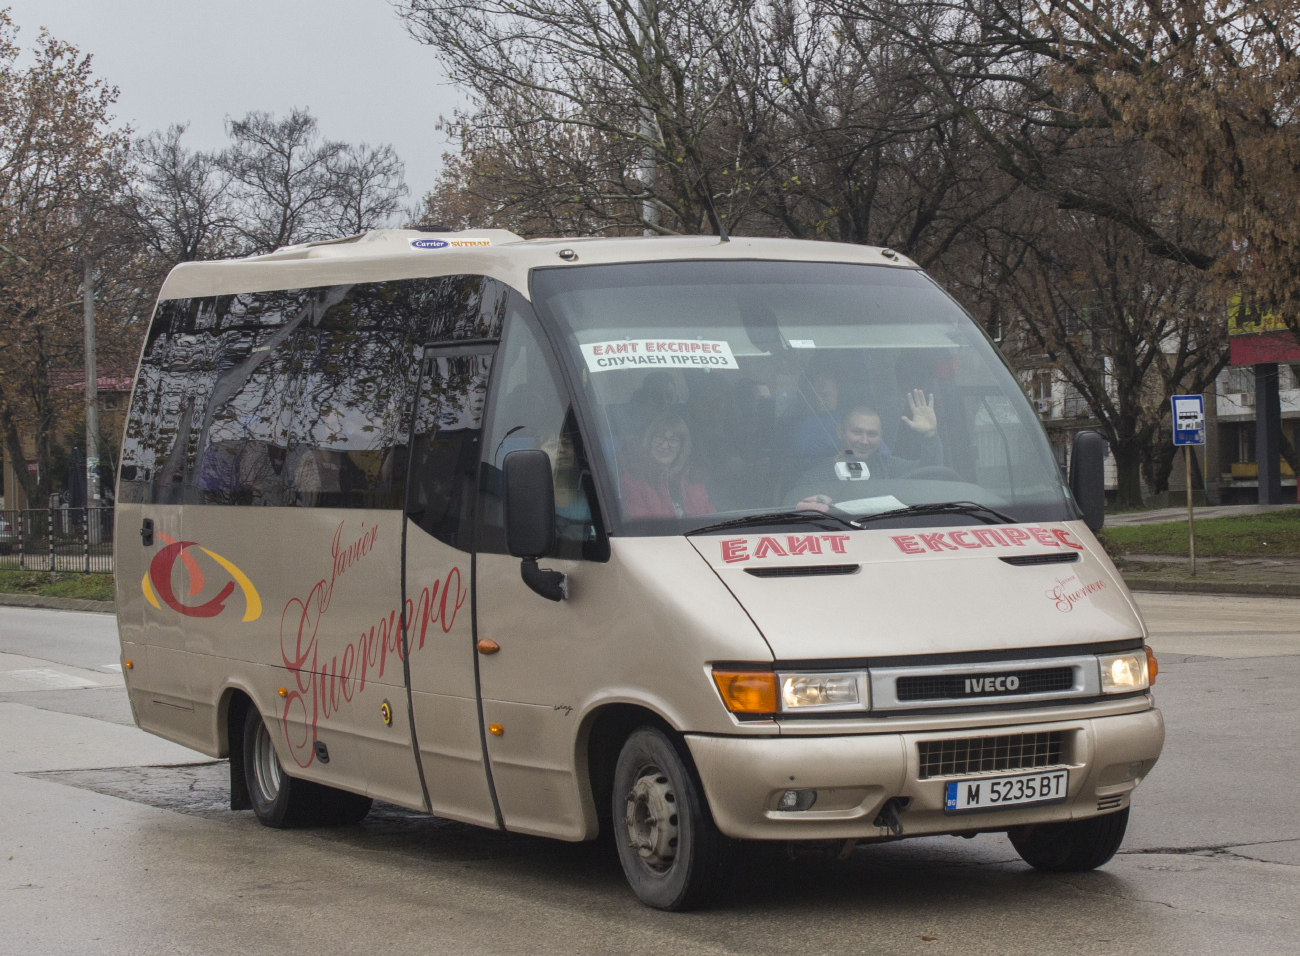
686, 705, 1164, 841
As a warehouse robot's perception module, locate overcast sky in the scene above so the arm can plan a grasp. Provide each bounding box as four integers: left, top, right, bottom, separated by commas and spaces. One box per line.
7, 0, 464, 204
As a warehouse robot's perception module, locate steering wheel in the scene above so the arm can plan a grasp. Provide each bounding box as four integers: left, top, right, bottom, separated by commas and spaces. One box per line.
901, 465, 964, 481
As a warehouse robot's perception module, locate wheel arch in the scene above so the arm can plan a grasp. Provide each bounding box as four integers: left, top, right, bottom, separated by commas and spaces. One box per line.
216, 682, 261, 811
576, 700, 691, 841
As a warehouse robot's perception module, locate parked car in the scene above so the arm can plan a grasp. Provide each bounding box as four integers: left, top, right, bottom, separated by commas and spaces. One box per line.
0, 513, 13, 554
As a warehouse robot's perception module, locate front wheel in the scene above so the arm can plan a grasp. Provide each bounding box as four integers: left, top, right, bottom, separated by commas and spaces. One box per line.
241, 707, 372, 828
612, 726, 732, 910
1008, 807, 1129, 872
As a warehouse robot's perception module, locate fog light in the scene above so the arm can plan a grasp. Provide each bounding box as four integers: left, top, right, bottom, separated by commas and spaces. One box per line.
777, 789, 817, 811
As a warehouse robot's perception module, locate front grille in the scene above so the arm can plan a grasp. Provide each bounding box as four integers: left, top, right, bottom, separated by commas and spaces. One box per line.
1097, 795, 1123, 811
918, 730, 1064, 779
896, 666, 1075, 702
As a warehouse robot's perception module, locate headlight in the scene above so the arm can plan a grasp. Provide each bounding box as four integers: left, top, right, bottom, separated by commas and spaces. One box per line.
778, 671, 868, 712
1098, 652, 1150, 694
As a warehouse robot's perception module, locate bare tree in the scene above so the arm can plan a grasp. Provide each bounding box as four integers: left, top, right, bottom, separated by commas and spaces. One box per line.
742, 2, 1013, 264
839, 0, 1300, 331
401, 0, 771, 236
129, 124, 235, 264
218, 108, 345, 252
331, 142, 408, 236
985, 195, 1227, 506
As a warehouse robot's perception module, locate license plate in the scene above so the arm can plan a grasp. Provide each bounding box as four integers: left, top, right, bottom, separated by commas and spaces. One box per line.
944, 770, 1069, 814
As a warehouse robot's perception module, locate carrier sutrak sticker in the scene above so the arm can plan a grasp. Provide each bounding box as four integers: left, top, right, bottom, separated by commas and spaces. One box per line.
580, 338, 738, 372
409, 237, 492, 250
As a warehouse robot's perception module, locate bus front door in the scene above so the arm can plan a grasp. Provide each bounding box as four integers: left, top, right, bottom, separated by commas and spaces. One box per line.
402, 346, 499, 827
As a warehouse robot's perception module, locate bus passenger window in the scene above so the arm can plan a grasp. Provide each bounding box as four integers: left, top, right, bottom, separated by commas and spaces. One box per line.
404, 353, 493, 552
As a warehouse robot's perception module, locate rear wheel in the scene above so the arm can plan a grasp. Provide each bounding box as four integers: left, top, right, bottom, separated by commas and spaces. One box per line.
1008, 807, 1129, 872
612, 726, 732, 910
241, 708, 372, 828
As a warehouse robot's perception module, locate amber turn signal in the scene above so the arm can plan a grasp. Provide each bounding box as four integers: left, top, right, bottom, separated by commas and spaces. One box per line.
278, 687, 288, 697
488, 723, 504, 736
711, 670, 778, 714
1145, 646, 1158, 685
476, 638, 500, 655
124, 660, 133, 670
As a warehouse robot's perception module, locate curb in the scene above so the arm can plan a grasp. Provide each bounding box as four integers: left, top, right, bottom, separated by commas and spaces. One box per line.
1122, 576, 1300, 599
0, 592, 116, 613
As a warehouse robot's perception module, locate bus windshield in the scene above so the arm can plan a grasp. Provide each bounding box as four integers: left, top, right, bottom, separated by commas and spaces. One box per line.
530, 259, 1075, 535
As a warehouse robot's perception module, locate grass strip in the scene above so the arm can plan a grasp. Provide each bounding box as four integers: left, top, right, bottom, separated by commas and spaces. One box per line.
0, 569, 115, 602
1100, 509, 1300, 558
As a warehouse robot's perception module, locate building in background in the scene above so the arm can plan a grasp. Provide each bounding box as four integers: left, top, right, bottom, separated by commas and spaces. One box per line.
1213, 364, 1300, 504
1023, 366, 1120, 493
1220, 301, 1300, 504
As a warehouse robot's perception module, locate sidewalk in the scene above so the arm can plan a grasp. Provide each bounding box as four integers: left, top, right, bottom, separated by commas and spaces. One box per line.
0, 592, 115, 613
1119, 552, 1300, 597
1106, 502, 1299, 526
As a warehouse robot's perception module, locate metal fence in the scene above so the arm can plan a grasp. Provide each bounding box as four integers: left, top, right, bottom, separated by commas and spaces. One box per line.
0, 508, 114, 574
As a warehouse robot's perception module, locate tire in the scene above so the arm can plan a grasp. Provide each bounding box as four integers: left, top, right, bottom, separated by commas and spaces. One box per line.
241, 707, 372, 828
1008, 807, 1129, 872
612, 726, 732, 911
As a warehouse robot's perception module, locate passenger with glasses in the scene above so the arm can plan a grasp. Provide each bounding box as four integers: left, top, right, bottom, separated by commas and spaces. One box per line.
620, 414, 714, 520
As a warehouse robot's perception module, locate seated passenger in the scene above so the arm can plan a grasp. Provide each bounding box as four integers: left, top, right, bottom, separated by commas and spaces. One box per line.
790, 368, 842, 460
620, 414, 714, 520
791, 391, 942, 510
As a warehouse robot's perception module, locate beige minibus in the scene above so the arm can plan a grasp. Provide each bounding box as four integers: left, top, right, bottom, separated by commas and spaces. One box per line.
115, 229, 1163, 909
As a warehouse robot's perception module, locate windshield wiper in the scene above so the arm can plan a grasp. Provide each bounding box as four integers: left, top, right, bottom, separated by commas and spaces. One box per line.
686, 510, 859, 536
848, 501, 1017, 526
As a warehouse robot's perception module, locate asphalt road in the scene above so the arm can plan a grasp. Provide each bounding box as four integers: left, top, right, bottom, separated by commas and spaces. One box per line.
1, 594, 1297, 956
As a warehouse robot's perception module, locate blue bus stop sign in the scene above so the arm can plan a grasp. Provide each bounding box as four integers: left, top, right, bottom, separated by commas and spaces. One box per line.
1172, 395, 1206, 446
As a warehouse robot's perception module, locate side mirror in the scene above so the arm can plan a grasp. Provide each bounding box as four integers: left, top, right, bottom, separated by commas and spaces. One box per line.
503, 449, 566, 601
1069, 430, 1107, 532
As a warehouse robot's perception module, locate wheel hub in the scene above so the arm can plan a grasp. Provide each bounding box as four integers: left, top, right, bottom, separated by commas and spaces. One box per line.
624, 767, 679, 872
253, 720, 282, 802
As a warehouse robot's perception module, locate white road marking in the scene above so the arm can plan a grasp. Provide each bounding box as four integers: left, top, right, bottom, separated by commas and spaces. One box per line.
5, 668, 101, 690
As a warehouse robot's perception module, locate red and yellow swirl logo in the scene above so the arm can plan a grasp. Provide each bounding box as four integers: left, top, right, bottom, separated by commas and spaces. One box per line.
142, 533, 261, 621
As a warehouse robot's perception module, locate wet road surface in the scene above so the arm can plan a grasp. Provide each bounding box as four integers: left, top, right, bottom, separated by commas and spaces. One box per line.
1, 595, 1297, 955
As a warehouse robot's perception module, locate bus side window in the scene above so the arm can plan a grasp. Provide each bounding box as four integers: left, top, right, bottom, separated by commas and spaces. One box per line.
119, 297, 209, 505
404, 352, 492, 552
477, 295, 607, 561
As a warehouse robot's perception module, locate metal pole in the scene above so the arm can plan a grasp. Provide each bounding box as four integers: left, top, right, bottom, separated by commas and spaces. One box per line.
1254, 363, 1282, 503
639, 0, 659, 235
1186, 445, 1196, 576
83, 256, 101, 506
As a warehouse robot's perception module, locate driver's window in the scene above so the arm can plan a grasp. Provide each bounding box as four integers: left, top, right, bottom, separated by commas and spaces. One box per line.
477, 296, 606, 560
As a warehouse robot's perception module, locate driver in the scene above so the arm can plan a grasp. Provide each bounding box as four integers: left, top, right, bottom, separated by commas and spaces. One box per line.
791, 390, 943, 511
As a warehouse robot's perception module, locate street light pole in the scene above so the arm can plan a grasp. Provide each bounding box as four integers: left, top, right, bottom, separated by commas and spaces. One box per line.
82, 255, 100, 506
